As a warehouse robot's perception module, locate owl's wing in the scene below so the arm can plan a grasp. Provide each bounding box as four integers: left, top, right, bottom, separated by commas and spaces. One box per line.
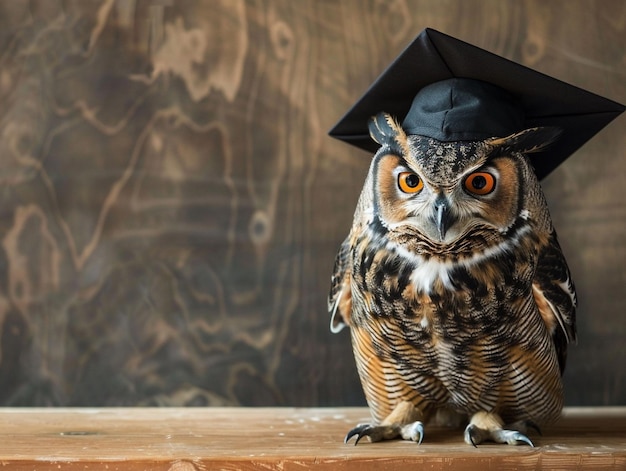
532, 230, 577, 373
328, 236, 353, 333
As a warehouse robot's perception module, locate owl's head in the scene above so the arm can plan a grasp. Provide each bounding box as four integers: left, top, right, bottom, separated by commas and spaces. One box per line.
365, 112, 561, 246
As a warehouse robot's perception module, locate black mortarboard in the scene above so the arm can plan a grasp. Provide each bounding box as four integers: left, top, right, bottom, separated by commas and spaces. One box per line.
329, 28, 625, 179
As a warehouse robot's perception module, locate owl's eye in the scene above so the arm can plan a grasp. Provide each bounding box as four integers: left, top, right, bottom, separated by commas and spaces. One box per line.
398, 172, 424, 193
464, 172, 496, 195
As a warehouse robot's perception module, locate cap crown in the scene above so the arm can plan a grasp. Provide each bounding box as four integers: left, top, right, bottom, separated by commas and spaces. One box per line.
403, 78, 524, 141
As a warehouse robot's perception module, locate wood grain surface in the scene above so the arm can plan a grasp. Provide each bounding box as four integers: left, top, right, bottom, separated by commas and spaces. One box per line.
0, 0, 624, 408
0, 407, 625, 470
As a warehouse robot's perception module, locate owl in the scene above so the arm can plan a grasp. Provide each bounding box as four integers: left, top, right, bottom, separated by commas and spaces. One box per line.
328, 113, 577, 446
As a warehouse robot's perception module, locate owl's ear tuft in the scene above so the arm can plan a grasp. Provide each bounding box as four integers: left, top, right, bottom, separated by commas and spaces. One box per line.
489, 127, 563, 155
368, 112, 407, 149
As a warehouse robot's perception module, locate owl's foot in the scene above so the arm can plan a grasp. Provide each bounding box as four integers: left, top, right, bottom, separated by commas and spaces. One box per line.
463, 411, 535, 447
345, 421, 424, 445
345, 400, 425, 445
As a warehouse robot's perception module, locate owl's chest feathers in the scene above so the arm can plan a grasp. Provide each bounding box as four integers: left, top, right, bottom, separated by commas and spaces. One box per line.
352, 221, 540, 332
348, 220, 561, 417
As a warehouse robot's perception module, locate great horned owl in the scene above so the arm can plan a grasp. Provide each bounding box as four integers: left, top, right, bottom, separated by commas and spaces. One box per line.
329, 107, 576, 446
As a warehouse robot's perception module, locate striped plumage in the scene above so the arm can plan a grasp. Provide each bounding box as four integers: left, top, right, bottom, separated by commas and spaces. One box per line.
329, 113, 577, 446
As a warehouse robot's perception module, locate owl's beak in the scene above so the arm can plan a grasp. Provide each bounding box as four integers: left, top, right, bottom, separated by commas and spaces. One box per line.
435, 200, 454, 241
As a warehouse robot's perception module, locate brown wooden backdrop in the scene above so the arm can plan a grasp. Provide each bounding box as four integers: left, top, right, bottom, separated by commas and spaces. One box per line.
0, 0, 623, 407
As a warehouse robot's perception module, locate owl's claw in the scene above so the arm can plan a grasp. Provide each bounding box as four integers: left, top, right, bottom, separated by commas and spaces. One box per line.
344, 421, 424, 445
401, 420, 424, 444
464, 423, 535, 447
344, 424, 373, 445
345, 423, 393, 445
501, 430, 534, 447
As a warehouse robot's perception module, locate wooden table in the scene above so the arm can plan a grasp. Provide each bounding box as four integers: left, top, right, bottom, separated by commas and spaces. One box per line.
0, 407, 624, 470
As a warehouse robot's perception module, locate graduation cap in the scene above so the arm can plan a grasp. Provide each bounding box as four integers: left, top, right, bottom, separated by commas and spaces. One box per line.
329, 28, 625, 179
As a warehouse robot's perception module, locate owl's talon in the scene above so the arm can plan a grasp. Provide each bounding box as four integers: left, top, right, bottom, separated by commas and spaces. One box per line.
400, 421, 424, 444
464, 423, 485, 446
468, 433, 478, 448
496, 430, 534, 447
464, 423, 535, 447
345, 424, 378, 445
345, 420, 425, 445
344, 424, 363, 444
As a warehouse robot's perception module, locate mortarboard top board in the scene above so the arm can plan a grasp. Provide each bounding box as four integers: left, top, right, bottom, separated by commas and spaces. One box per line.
329, 28, 625, 180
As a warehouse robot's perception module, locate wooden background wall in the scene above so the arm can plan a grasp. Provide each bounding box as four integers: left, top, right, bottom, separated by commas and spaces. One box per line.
0, 0, 624, 407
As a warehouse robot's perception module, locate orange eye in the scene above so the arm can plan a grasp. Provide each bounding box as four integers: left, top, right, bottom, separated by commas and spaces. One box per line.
464, 172, 496, 195
398, 172, 424, 193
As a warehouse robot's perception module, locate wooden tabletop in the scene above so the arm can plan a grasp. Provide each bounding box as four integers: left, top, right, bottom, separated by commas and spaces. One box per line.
0, 407, 625, 470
